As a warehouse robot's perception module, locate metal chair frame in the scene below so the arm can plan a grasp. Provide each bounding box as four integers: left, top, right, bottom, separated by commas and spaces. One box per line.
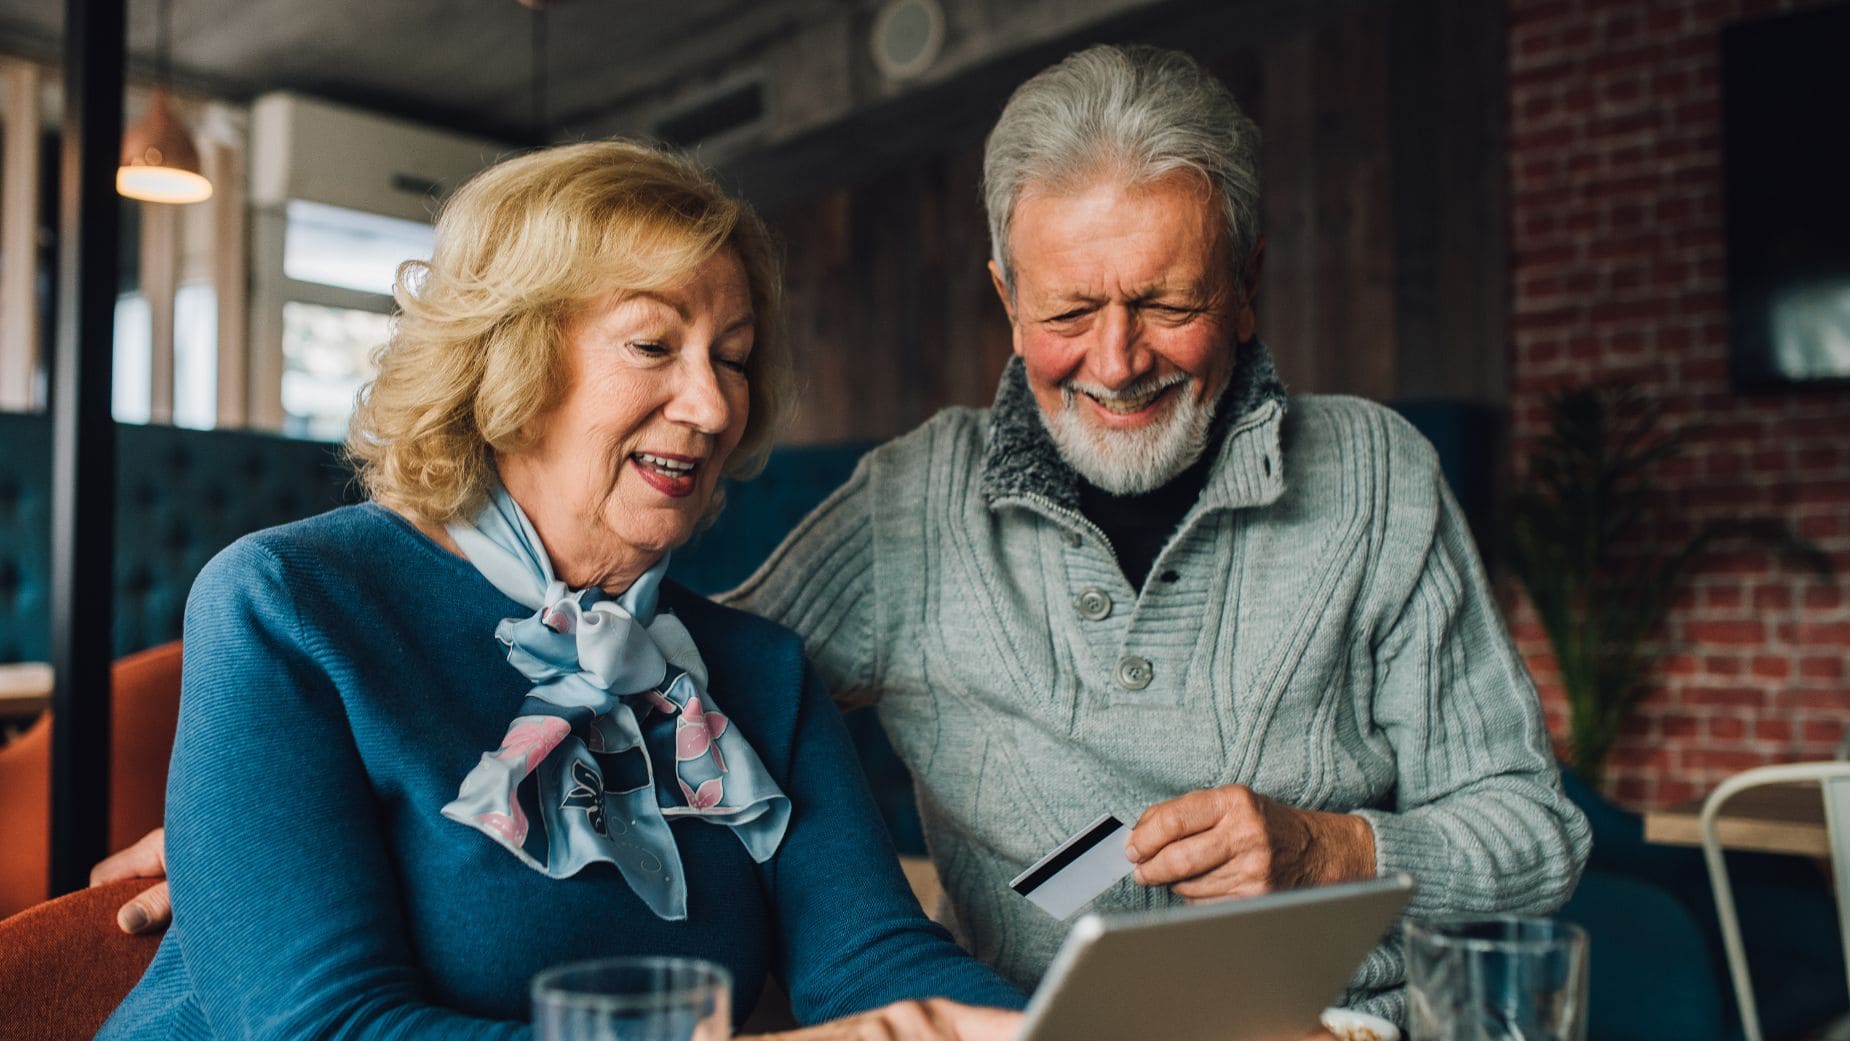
1699, 761, 1850, 1041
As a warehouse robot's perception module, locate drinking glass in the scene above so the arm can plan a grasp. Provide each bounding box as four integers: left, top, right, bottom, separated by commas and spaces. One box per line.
532, 956, 732, 1041
1405, 916, 1588, 1041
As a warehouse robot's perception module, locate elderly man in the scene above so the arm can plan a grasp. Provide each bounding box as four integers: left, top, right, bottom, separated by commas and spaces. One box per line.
725, 44, 1589, 1019
101, 42, 1585, 1025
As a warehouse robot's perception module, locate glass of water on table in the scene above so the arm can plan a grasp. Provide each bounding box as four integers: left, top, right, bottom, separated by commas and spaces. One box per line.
533, 957, 732, 1041
1405, 916, 1588, 1041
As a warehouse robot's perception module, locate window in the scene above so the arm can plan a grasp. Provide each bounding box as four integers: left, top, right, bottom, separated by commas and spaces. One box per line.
111, 294, 153, 424
173, 282, 217, 429
280, 301, 391, 441
283, 199, 433, 297
266, 200, 432, 440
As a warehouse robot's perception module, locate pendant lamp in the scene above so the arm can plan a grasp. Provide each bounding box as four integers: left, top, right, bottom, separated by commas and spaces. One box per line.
117, 0, 211, 203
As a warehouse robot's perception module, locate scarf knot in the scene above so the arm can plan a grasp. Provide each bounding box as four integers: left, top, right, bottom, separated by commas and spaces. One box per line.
439, 484, 790, 920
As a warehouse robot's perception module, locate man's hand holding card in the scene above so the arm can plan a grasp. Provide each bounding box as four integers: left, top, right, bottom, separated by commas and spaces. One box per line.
1012, 787, 1377, 920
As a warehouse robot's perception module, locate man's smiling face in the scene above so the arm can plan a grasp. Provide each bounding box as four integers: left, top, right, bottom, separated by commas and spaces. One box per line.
990, 171, 1258, 494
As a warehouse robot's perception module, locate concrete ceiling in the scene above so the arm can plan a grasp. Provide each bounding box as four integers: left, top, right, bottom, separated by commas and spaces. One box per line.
0, 0, 843, 143
0, 0, 1375, 209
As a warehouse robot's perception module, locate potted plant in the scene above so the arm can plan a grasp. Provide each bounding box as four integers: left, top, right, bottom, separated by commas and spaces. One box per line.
1506, 384, 1831, 790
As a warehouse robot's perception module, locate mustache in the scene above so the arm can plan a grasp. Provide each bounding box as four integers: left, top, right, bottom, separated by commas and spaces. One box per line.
1058, 371, 1191, 408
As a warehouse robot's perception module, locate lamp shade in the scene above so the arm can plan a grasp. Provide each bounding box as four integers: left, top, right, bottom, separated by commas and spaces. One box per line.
116, 88, 212, 204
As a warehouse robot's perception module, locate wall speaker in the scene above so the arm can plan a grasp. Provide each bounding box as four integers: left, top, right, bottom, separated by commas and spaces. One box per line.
870, 0, 946, 82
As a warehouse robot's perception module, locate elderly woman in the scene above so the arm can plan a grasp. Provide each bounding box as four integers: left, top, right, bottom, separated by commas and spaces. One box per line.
95, 141, 1023, 1040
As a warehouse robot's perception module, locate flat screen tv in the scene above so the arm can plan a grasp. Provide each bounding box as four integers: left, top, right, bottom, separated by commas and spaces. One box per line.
1722, 2, 1850, 389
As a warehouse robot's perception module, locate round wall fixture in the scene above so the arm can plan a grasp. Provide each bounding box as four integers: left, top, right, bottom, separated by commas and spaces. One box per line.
870, 0, 946, 82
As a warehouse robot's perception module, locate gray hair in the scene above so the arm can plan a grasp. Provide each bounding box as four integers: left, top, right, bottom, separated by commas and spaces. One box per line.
982, 44, 1262, 295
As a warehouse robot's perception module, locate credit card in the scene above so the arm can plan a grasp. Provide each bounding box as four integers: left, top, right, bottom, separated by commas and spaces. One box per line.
1009, 814, 1135, 920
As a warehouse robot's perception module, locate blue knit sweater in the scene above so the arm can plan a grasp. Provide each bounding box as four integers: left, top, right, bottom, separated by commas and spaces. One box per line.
98, 504, 1023, 1039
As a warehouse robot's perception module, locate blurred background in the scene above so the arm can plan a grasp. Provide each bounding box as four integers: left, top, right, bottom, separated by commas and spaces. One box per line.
0, 0, 1845, 960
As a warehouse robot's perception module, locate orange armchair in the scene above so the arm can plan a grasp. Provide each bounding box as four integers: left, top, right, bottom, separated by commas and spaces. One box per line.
0, 641, 183, 919
0, 877, 163, 1040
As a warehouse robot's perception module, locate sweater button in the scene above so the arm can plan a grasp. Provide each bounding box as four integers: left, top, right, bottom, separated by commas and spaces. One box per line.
1116, 655, 1153, 690
1074, 588, 1112, 621
1064, 531, 1083, 548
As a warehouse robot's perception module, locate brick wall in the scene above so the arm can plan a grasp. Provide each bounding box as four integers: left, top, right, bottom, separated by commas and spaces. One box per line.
1507, 0, 1850, 808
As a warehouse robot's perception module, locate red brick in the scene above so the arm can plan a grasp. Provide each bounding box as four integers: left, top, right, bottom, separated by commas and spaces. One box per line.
1795, 621, 1850, 644
1697, 552, 1774, 578
1797, 656, 1845, 681
1702, 654, 1745, 677
1658, 779, 1700, 806
1684, 620, 1767, 644
1752, 585, 1795, 611
1796, 515, 1840, 541
1796, 446, 1839, 471
1702, 583, 1747, 609
1644, 7, 1685, 35
1681, 748, 1766, 773
1795, 481, 1850, 506
1637, 683, 1676, 709
1678, 357, 1731, 385
1750, 656, 1791, 679
1804, 720, 1846, 744
1603, 76, 1646, 105
1708, 716, 1747, 741
1773, 689, 1850, 711
1755, 718, 1794, 743
1682, 685, 1765, 708
1662, 712, 1701, 738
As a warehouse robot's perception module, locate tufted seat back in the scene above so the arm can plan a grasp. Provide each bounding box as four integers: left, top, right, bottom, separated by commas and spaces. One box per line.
0, 413, 361, 663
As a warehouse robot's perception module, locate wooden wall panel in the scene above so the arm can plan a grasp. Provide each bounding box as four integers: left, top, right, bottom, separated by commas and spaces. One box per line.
767, 140, 1011, 445
761, 0, 1506, 444
1247, 5, 1398, 401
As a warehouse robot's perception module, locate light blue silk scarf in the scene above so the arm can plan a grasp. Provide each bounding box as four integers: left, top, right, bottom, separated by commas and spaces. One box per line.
439, 483, 790, 920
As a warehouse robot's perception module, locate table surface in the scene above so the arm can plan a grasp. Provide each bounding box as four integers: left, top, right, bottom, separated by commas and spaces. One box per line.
0, 661, 52, 719
1643, 781, 1829, 857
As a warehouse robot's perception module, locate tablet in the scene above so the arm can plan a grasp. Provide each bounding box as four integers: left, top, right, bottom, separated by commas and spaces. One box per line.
1016, 874, 1415, 1041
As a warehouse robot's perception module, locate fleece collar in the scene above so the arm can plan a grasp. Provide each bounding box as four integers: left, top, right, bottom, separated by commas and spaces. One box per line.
981, 341, 1290, 516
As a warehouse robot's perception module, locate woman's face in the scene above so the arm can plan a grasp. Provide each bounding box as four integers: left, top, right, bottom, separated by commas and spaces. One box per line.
498, 249, 755, 593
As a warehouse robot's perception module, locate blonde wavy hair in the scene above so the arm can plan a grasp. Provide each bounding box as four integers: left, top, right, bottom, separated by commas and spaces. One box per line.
348, 139, 792, 525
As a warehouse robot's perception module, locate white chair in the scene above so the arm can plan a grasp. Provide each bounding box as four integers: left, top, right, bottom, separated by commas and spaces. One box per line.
1700, 761, 1850, 1041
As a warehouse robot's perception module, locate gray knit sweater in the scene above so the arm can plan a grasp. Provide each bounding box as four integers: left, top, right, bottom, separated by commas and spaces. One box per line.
726, 353, 1591, 1020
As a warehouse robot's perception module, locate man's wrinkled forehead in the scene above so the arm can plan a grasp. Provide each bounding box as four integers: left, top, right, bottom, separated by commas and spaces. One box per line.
1007, 177, 1235, 303
1006, 170, 1233, 285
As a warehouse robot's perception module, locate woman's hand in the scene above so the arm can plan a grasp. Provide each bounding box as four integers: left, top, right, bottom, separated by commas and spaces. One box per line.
1126, 785, 1376, 902
90, 826, 172, 934
748, 999, 1021, 1041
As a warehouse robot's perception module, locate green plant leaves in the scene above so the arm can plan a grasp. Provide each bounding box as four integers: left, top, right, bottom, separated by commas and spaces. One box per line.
1506, 384, 1833, 791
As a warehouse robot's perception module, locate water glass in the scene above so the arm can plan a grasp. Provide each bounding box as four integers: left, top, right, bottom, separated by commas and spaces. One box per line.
532, 956, 732, 1041
1405, 916, 1588, 1041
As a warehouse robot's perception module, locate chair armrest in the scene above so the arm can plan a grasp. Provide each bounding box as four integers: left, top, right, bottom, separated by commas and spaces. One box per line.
0, 878, 163, 1041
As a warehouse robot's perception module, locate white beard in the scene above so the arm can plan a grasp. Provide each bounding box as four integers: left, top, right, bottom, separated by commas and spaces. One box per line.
1039, 371, 1221, 495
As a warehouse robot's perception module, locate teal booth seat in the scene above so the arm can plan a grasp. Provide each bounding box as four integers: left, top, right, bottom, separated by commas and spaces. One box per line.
0, 413, 360, 663
1557, 869, 1724, 1041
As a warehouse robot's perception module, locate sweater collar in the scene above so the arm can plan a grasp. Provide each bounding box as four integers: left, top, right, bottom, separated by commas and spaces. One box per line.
981, 341, 1290, 516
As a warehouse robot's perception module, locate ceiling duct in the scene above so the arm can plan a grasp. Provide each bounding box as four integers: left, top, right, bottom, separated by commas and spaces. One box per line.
648, 75, 768, 156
